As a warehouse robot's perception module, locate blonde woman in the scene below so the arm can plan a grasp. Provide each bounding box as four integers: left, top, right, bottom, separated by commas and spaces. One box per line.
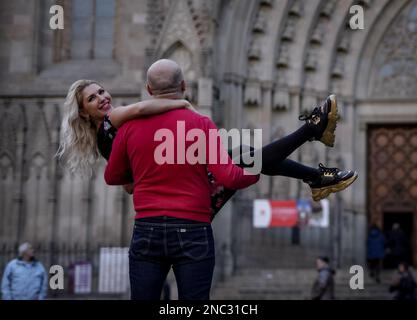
57, 80, 192, 191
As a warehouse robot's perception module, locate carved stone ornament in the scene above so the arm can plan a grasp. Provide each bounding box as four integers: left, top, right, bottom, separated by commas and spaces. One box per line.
371, 1, 417, 98
244, 79, 262, 106
273, 88, 290, 111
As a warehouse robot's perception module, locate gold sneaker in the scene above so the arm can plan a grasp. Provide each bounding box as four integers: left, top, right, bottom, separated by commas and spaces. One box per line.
299, 95, 339, 147
305, 163, 358, 202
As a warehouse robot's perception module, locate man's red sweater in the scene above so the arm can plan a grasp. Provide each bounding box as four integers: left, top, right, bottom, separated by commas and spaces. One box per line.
104, 109, 259, 223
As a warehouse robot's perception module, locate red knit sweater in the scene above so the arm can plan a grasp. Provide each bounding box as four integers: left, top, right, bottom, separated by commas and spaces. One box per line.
104, 109, 259, 223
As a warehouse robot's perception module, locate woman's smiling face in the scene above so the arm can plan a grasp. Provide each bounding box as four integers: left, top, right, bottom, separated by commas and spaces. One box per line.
80, 83, 113, 122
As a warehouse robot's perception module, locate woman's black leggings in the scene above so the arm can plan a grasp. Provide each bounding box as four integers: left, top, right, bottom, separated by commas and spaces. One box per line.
232, 123, 320, 181
210, 123, 322, 218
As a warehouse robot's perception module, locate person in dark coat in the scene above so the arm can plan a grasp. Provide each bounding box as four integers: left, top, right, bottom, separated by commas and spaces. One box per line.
389, 262, 417, 300
311, 256, 335, 300
386, 223, 408, 268
367, 224, 385, 283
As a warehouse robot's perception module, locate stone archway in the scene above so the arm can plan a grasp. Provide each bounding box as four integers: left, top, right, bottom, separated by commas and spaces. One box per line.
355, 0, 417, 266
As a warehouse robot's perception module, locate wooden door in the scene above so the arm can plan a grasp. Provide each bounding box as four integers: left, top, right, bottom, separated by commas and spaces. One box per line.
367, 125, 417, 266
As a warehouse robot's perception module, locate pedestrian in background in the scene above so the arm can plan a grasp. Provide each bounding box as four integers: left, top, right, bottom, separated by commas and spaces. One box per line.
367, 224, 385, 283
389, 262, 417, 300
386, 223, 408, 268
311, 256, 335, 300
1, 242, 48, 300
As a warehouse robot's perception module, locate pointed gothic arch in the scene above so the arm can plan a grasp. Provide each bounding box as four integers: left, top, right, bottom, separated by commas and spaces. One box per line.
162, 40, 197, 81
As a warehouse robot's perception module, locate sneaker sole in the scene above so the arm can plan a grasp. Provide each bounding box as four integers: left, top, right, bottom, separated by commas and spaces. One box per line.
311, 171, 358, 202
320, 94, 339, 147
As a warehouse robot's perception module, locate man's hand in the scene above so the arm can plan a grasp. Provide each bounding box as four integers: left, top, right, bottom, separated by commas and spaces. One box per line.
123, 183, 134, 194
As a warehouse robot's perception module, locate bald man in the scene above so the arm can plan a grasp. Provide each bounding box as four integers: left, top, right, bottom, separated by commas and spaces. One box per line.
146, 59, 185, 98
105, 59, 259, 300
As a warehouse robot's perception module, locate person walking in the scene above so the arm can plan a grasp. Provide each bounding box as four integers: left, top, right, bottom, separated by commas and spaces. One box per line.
389, 262, 417, 300
367, 224, 385, 283
386, 223, 408, 268
311, 256, 335, 300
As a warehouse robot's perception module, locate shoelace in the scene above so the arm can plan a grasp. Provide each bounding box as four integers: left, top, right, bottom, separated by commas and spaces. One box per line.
298, 107, 320, 121
318, 163, 339, 176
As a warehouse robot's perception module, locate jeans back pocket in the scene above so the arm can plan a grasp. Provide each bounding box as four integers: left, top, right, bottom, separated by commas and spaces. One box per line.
130, 225, 154, 257
176, 226, 211, 260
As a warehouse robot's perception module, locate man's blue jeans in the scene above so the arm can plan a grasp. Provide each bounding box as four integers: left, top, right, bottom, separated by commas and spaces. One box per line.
129, 216, 215, 300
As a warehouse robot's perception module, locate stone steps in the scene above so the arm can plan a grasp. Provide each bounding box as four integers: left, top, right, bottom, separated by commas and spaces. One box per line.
234, 247, 330, 269
211, 268, 394, 300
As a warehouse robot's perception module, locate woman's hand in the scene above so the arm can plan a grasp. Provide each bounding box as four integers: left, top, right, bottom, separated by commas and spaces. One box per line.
182, 100, 204, 115
109, 98, 195, 129
183, 100, 197, 112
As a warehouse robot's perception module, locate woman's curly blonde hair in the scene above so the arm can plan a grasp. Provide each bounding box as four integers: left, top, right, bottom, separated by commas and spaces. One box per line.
56, 79, 102, 176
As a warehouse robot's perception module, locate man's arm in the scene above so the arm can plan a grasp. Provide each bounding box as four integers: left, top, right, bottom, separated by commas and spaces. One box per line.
1, 263, 13, 300
204, 118, 259, 190
104, 126, 132, 185
38, 264, 48, 300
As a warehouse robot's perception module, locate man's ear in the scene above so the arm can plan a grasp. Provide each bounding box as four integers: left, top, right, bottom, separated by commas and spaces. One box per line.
147, 84, 153, 96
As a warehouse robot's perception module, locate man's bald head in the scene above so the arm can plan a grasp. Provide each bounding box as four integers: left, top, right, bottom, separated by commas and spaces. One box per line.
146, 59, 185, 96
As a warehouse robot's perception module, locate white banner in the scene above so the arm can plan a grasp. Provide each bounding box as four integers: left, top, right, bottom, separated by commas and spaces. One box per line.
74, 263, 92, 294
98, 247, 129, 293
